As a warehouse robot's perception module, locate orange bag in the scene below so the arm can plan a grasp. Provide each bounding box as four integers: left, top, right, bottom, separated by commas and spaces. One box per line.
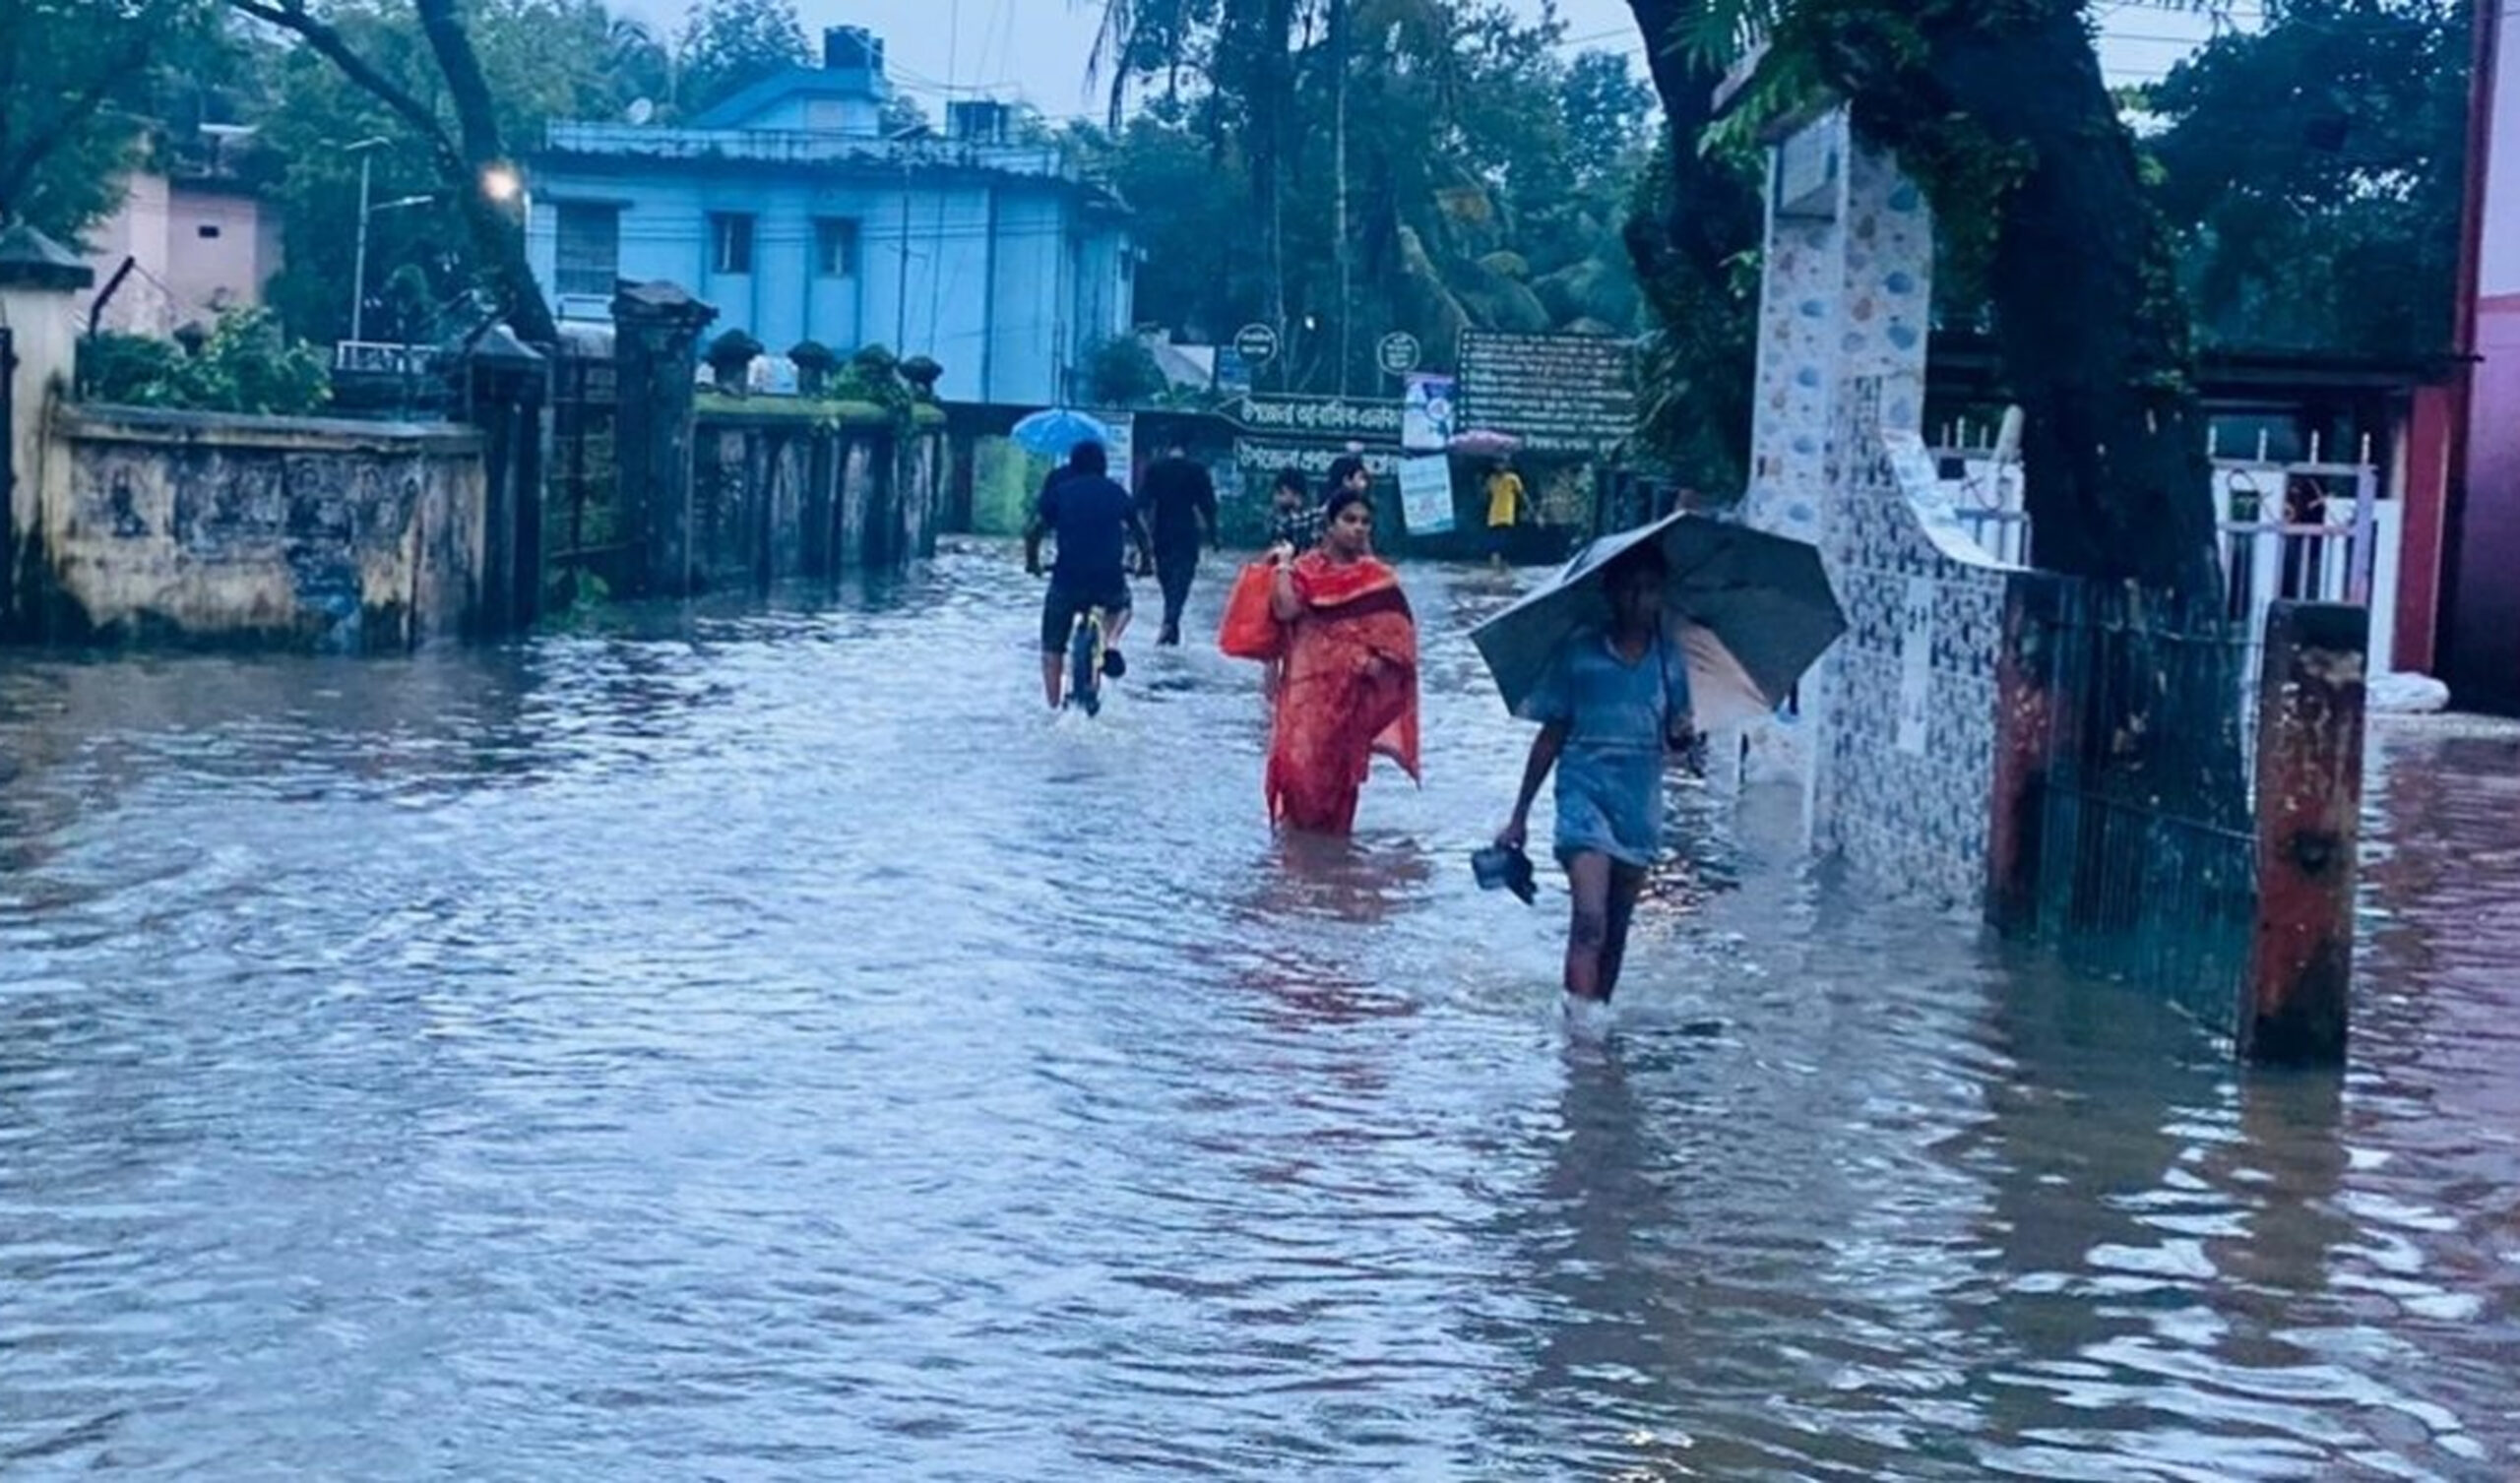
1218, 561, 1286, 660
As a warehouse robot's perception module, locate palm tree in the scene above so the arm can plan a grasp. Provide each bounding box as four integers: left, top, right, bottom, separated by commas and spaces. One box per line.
1089, 0, 1302, 342
1625, 0, 2222, 597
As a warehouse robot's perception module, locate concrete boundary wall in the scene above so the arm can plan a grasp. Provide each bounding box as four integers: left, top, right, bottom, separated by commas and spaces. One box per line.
34, 405, 487, 649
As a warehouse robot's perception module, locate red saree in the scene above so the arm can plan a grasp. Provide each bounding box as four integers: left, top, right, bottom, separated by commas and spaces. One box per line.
1263, 552, 1420, 834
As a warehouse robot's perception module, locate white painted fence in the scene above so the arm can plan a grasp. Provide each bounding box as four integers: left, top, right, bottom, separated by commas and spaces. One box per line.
1931, 420, 2402, 670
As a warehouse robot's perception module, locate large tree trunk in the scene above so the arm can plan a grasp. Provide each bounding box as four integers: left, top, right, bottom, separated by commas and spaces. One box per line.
1255, 0, 1293, 365
1330, 0, 1351, 398
415, 0, 557, 346
1623, 0, 2222, 599
1925, 8, 2219, 596
1620, 0, 1765, 490
227, 0, 558, 347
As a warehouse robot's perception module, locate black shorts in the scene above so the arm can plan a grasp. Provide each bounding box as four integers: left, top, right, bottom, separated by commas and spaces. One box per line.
1040, 577, 1131, 653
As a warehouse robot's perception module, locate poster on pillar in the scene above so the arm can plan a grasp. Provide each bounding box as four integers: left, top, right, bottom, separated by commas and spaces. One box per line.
1399, 455, 1455, 535
1093, 412, 1136, 490
1402, 375, 1457, 453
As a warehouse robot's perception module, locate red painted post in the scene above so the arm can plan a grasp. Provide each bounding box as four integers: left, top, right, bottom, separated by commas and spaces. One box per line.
2241, 600, 2368, 1067
1987, 573, 2064, 933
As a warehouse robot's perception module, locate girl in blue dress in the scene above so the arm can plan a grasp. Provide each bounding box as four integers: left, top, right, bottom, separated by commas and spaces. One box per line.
1496, 543, 1697, 1004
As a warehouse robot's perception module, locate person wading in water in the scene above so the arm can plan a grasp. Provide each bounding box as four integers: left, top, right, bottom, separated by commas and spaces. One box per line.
1495, 542, 1697, 1007
1260, 463, 1420, 834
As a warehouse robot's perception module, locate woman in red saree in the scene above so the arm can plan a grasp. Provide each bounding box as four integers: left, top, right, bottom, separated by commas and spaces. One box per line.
1260, 475, 1420, 834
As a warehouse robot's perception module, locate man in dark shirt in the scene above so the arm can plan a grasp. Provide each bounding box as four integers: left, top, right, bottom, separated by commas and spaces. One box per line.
1136, 443, 1219, 646
1024, 440, 1151, 710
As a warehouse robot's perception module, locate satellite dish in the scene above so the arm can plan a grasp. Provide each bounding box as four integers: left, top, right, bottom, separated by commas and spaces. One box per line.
626, 96, 656, 125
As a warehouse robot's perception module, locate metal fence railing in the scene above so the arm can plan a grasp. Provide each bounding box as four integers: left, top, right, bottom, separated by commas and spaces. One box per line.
2024, 580, 2262, 1037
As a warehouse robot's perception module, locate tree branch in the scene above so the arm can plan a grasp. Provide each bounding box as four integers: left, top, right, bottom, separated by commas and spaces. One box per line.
0, 32, 154, 215
224, 0, 461, 167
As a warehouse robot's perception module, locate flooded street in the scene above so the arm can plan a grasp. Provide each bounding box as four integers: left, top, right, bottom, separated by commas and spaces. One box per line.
3, 544, 2515, 1478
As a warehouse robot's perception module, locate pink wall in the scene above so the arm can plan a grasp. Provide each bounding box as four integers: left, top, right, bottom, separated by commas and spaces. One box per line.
78, 175, 277, 336
2449, 5, 2520, 711
2480, 5, 2520, 301
162, 184, 279, 317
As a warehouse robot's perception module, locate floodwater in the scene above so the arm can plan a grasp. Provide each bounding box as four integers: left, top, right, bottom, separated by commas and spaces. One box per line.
2, 544, 2514, 1479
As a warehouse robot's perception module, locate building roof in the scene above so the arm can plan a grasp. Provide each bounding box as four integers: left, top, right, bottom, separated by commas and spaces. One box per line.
689, 63, 889, 130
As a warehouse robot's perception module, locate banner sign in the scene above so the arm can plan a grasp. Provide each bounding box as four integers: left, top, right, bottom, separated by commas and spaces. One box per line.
1455, 331, 1638, 455
1399, 455, 1456, 534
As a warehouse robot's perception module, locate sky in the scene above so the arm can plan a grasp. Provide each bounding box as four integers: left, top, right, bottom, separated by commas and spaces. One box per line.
607, 0, 2228, 125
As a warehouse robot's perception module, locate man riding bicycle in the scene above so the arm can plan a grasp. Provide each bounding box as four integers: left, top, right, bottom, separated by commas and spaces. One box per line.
1024, 440, 1152, 711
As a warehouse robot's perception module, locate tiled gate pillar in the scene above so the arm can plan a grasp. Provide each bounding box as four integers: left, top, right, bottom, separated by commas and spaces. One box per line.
1734, 115, 2018, 907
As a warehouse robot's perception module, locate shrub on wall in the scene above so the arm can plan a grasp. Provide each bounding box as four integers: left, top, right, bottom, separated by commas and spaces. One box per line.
78, 310, 332, 416
1081, 336, 1167, 408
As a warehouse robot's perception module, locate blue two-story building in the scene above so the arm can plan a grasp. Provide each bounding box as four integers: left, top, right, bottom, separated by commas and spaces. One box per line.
526, 27, 1134, 406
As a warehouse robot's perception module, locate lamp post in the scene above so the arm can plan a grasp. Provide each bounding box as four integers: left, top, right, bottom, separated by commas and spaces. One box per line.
354, 192, 432, 345
346, 137, 389, 342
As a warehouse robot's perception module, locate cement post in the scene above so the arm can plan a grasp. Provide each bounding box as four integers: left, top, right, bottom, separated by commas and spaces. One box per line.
0, 224, 94, 638
2241, 600, 2369, 1068
464, 325, 547, 632
610, 280, 717, 597
1987, 572, 2065, 934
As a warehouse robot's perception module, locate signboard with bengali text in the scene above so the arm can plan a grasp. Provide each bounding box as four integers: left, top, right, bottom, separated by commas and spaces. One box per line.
1229, 395, 1405, 442
1454, 331, 1638, 456
1398, 455, 1455, 534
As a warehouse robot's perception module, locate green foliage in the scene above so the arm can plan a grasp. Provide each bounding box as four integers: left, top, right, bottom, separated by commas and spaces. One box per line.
1624, 133, 1763, 493
1560, 50, 1657, 189
0, 0, 225, 240
256, 0, 662, 345
2144, 0, 2469, 356
808, 343, 910, 413
80, 309, 331, 414
674, 0, 810, 117
1082, 336, 1169, 407
1080, 2, 1658, 392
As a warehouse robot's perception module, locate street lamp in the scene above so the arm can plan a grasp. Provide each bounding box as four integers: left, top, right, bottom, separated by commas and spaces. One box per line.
353, 192, 432, 344
345, 138, 389, 341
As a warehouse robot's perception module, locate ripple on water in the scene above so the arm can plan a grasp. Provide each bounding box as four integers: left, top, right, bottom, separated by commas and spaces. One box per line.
1, 548, 2516, 1478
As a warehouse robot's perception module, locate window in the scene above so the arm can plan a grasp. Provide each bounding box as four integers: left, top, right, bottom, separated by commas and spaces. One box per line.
710, 213, 755, 276
196, 223, 222, 240
554, 203, 620, 298
814, 217, 859, 278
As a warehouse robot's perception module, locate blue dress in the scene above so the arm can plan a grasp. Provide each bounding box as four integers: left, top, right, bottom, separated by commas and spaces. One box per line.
1518, 626, 1691, 867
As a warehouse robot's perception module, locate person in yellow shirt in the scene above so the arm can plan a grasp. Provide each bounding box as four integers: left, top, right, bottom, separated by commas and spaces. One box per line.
1483, 457, 1525, 566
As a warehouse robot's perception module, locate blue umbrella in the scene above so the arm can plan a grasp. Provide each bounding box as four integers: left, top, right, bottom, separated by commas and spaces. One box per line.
1008, 407, 1116, 459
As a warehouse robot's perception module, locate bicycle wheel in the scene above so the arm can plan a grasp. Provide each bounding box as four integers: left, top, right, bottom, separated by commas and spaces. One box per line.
1067, 612, 1102, 716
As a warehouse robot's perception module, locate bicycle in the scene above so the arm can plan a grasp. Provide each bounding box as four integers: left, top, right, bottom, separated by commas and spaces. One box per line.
1066, 601, 1118, 716
1030, 553, 1143, 717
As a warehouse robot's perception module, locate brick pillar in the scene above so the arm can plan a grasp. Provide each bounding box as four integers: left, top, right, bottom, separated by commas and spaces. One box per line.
611, 280, 717, 597
1987, 572, 2065, 933
0, 224, 93, 638
2241, 600, 2369, 1067
464, 324, 547, 632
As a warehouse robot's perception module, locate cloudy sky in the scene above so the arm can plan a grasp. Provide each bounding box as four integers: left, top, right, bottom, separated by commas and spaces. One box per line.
607, 1, 2219, 123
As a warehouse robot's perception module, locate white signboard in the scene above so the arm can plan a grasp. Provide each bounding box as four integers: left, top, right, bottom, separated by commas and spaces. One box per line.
1091, 410, 1136, 490
1403, 374, 1457, 454
1399, 455, 1455, 535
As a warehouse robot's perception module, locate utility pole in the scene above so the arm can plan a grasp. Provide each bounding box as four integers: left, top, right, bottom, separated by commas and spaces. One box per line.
1331, 0, 1352, 400
349, 141, 380, 342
